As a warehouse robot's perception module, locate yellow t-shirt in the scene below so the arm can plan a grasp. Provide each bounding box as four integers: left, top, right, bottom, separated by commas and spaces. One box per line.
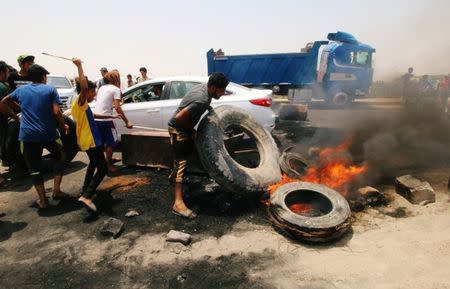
71, 96, 102, 151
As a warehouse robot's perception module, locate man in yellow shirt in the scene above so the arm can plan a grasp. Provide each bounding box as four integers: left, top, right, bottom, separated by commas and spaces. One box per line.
71, 58, 120, 212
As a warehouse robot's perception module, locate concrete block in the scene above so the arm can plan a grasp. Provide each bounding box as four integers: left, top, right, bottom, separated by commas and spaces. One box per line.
395, 175, 435, 205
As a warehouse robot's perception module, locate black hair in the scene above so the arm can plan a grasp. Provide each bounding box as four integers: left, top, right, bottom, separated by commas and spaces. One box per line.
29, 72, 45, 82
7, 65, 17, 74
207, 72, 229, 89
0, 61, 8, 74
127, 74, 132, 78
75, 77, 95, 94
139, 67, 147, 73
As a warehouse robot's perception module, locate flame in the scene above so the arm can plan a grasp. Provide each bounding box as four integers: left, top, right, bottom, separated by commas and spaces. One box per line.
267, 140, 367, 199
288, 203, 313, 215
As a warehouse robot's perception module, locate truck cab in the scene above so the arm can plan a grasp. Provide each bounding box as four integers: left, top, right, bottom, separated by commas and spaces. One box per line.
318, 32, 376, 106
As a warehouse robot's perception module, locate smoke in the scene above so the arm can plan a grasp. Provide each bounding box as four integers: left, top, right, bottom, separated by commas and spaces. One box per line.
367, 1, 450, 81
348, 107, 450, 180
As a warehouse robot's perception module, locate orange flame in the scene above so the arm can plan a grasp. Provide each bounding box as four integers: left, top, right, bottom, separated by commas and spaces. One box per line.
267, 140, 367, 199
288, 203, 313, 215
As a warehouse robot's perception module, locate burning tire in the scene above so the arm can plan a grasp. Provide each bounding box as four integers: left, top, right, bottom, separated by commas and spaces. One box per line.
278, 146, 308, 178
196, 105, 281, 196
269, 181, 351, 243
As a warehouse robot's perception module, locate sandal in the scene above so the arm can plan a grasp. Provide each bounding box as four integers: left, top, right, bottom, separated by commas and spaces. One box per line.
172, 208, 197, 219
112, 157, 121, 164
35, 199, 49, 209
78, 197, 97, 212
52, 192, 72, 200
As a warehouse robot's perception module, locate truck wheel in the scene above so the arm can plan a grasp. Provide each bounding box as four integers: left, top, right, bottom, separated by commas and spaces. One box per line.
269, 181, 352, 243
196, 105, 281, 196
331, 92, 352, 107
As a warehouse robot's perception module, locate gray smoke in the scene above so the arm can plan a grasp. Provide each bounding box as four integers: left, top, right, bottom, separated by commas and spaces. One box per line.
349, 108, 450, 180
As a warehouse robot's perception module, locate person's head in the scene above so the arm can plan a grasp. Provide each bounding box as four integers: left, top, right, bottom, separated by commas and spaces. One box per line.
207, 72, 229, 99
103, 70, 121, 88
28, 64, 50, 83
0, 61, 10, 82
127, 74, 132, 80
86, 80, 97, 102
408, 67, 413, 74
100, 67, 108, 77
139, 67, 147, 77
17, 55, 35, 73
75, 77, 96, 102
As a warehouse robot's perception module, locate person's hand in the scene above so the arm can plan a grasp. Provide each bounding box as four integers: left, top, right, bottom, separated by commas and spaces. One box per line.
61, 124, 70, 135
125, 122, 133, 129
72, 58, 82, 67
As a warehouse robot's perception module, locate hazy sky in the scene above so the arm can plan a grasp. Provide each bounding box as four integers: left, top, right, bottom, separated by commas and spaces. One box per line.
3, 0, 449, 81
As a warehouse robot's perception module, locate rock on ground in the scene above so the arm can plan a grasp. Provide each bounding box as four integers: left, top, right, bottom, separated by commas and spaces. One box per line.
395, 175, 435, 205
166, 230, 192, 245
99, 218, 124, 238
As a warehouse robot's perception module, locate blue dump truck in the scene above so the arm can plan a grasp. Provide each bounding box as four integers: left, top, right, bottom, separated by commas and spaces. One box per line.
207, 31, 376, 107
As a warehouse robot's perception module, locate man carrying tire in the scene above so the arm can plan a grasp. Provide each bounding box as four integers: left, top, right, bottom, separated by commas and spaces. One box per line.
167, 73, 229, 219
0, 64, 69, 209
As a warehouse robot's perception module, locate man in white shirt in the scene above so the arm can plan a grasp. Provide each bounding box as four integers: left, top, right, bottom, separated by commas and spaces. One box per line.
136, 67, 149, 83
94, 70, 133, 172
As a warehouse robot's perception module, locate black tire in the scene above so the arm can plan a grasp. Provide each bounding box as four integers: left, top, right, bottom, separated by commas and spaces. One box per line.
330, 92, 352, 108
278, 146, 308, 178
269, 181, 351, 243
196, 105, 281, 196
59, 115, 78, 163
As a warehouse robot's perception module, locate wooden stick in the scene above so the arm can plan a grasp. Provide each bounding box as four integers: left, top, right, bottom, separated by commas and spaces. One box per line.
41, 52, 72, 61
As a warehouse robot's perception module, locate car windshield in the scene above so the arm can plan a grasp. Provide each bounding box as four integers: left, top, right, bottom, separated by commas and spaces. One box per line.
47, 76, 72, 89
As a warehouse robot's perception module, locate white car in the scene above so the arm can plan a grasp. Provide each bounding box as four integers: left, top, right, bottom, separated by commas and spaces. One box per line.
47, 74, 76, 111
66, 76, 276, 137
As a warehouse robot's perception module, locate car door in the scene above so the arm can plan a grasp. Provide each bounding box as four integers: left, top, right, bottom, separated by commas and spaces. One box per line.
114, 82, 165, 136
160, 81, 202, 129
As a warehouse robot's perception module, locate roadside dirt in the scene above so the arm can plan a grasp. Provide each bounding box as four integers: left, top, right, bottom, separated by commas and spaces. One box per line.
1, 152, 449, 289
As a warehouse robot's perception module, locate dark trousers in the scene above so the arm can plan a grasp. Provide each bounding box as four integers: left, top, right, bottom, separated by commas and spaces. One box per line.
6, 120, 28, 173
82, 146, 107, 198
168, 127, 193, 183
21, 139, 65, 186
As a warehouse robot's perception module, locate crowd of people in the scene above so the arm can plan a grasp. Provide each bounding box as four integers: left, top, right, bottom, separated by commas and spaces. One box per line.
0, 54, 230, 219
402, 67, 450, 112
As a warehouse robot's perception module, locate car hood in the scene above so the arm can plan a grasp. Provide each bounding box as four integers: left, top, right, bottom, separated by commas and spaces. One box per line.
57, 88, 76, 95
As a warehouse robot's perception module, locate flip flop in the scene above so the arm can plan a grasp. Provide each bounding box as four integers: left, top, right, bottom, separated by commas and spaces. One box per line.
35, 199, 50, 209
52, 192, 72, 200
112, 158, 121, 164
172, 208, 197, 219
78, 197, 97, 212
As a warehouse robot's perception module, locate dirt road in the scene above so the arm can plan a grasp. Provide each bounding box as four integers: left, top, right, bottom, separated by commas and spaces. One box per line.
1, 98, 449, 289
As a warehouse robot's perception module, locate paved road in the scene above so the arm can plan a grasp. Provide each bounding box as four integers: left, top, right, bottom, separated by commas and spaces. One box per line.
273, 97, 403, 129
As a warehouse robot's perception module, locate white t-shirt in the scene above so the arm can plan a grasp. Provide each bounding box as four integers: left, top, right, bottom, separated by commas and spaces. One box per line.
94, 84, 121, 121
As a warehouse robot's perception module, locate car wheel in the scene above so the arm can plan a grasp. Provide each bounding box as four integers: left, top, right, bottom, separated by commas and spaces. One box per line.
196, 105, 281, 196
269, 181, 352, 243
